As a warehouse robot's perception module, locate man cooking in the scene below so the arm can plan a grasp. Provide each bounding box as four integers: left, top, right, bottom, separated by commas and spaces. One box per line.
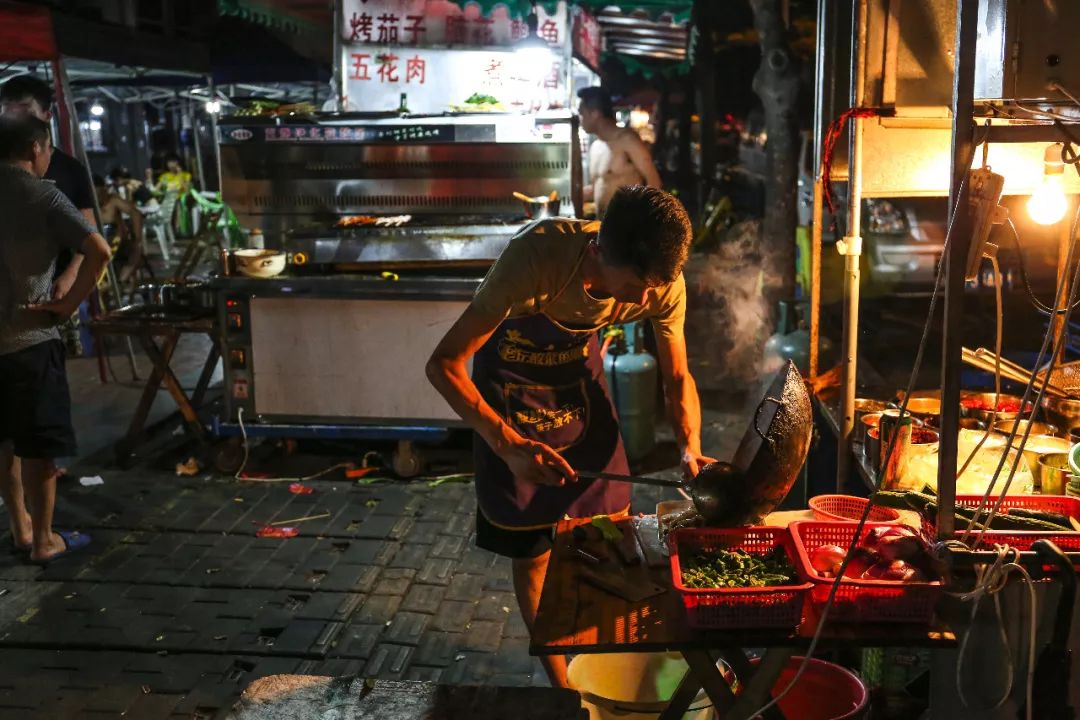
426, 186, 713, 688
578, 87, 662, 218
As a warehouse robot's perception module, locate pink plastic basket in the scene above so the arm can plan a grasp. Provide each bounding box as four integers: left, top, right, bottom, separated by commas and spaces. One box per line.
923, 495, 1080, 551
809, 494, 901, 523
668, 526, 811, 630
790, 522, 942, 624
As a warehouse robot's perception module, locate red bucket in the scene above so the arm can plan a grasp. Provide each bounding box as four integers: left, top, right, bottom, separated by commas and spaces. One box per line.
732, 656, 869, 720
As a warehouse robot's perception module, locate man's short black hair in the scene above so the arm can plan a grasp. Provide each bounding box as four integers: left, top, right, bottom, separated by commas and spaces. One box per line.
92, 173, 107, 188
0, 115, 50, 162
577, 86, 614, 120
597, 186, 691, 285
109, 165, 131, 180
0, 74, 53, 111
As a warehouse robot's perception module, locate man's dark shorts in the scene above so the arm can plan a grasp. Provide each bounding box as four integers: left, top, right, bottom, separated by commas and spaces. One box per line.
475, 507, 555, 559
0, 340, 77, 459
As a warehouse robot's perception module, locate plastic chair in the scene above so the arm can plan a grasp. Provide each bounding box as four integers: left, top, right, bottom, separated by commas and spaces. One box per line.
145, 192, 179, 263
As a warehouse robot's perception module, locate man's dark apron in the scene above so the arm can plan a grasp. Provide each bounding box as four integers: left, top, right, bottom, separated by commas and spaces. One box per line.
472, 308, 631, 530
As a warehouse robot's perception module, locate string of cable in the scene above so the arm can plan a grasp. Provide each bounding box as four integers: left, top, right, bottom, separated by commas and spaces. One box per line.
746, 168, 970, 719
958, 201, 1080, 549
946, 543, 1038, 716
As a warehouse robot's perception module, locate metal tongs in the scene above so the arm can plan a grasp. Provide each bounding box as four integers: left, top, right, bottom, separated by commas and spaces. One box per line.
576, 464, 739, 526
961, 347, 1070, 398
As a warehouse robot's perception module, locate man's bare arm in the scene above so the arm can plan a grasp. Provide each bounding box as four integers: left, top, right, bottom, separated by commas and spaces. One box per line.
52, 207, 96, 299
426, 305, 575, 486
32, 233, 111, 317
625, 133, 662, 189
652, 325, 716, 479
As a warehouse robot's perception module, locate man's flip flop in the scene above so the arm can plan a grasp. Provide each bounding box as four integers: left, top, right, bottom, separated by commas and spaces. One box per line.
31, 530, 91, 565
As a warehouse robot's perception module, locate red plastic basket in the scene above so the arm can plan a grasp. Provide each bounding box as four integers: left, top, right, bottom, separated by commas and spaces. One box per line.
809, 494, 901, 523
668, 526, 811, 630
922, 495, 1080, 551
789, 522, 943, 624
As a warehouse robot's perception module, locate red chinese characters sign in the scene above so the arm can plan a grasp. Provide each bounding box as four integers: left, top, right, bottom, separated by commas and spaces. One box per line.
572, 7, 601, 74
343, 48, 566, 114
341, 0, 566, 48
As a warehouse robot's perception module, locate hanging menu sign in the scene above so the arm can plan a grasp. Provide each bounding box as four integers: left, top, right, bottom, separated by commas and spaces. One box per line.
572, 6, 601, 74
341, 0, 566, 48
341, 47, 565, 114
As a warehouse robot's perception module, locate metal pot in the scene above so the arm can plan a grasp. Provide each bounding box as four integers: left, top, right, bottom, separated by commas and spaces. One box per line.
860, 412, 882, 454
853, 398, 890, 427
1010, 434, 1071, 490
1036, 452, 1072, 495
903, 397, 941, 425
962, 392, 1031, 425
1042, 396, 1080, 436
514, 191, 560, 219
991, 419, 1060, 438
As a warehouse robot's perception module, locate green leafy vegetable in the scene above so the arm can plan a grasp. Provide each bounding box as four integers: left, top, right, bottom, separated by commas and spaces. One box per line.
680, 546, 797, 589
464, 93, 500, 105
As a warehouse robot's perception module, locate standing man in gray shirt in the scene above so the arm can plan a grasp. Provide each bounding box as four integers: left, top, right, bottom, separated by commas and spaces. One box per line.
0, 116, 111, 563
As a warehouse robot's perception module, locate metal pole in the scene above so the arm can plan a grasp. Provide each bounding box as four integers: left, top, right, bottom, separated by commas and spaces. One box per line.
1053, 197, 1077, 364
208, 77, 223, 195
808, 0, 830, 380
810, 179, 823, 379
54, 57, 139, 381
836, 0, 867, 492
936, 0, 980, 539
333, 0, 346, 111
188, 100, 207, 191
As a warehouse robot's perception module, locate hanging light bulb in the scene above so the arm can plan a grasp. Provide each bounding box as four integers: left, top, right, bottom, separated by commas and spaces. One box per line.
514, 2, 553, 84
205, 99, 222, 114
1028, 142, 1068, 225
90, 101, 105, 117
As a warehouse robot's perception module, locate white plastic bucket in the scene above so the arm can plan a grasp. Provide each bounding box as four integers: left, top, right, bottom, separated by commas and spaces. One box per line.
567, 652, 714, 720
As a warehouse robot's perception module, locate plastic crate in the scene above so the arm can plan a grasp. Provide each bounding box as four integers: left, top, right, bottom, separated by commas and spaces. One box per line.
809, 494, 901, 523
922, 495, 1080, 551
790, 522, 943, 624
668, 526, 811, 630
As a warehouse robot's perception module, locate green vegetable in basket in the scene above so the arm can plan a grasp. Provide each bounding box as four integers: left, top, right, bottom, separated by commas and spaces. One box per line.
680, 546, 797, 589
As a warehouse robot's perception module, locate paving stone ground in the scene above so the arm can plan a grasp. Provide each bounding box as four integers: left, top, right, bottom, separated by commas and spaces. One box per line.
0, 284, 747, 718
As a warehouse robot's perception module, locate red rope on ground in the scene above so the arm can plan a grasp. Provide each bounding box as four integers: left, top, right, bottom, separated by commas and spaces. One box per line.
821, 107, 882, 231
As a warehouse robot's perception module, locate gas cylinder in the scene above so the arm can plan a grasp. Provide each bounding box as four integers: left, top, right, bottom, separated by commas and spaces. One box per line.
763, 300, 834, 375
603, 322, 658, 461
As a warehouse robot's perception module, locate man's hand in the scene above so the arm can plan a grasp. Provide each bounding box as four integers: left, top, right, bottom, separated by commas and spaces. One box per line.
501, 438, 577, 487
52, 250, 84, 300
681, 451, 719, 482
27, 296, 80, 319
52, 266, 77, 300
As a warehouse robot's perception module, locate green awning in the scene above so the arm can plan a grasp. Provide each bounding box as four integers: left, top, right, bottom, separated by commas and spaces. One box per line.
217, 0, 326, 34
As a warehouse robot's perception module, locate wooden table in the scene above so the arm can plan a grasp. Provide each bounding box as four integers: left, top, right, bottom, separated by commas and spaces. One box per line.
531, 516, 955, 720
91, 308, 219, 466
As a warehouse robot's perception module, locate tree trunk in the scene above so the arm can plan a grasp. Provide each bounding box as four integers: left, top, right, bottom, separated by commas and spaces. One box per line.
750, 0, 800, 318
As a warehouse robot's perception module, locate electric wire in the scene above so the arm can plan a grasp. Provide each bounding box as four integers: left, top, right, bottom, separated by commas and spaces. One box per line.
745, 171, 969, 719
1006, 216, 1080, 315
959, 200, 1080, 546
949, 544, 1038, 719
233, 406, 352, 483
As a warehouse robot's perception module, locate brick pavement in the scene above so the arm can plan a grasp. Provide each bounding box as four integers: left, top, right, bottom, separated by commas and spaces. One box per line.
0, 465, 693, 719
0, 299, 745, 719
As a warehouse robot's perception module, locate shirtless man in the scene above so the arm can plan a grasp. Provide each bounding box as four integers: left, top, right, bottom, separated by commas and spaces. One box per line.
577, 87, 661, 217
93, 175, 143, 282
